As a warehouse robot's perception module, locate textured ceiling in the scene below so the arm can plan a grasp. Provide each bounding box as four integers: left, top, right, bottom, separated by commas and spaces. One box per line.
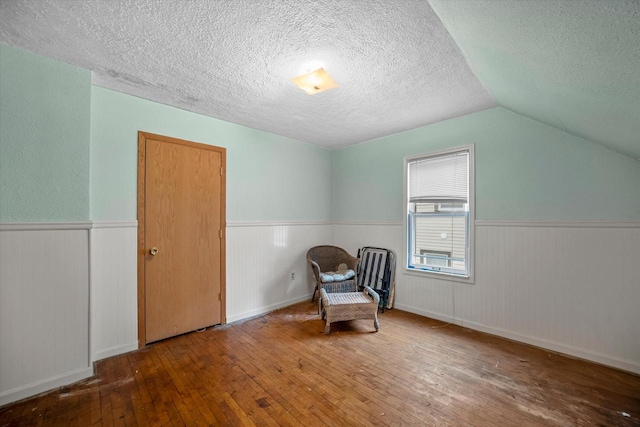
429, 0, 640, 160
0, 0, 496, 149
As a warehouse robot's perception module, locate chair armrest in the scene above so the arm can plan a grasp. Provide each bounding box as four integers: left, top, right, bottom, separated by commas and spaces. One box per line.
308, 260, 322, 281
364, 286, 380, 305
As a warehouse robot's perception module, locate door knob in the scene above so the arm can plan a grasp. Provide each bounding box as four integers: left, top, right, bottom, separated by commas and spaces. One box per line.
149, 247, 159, 256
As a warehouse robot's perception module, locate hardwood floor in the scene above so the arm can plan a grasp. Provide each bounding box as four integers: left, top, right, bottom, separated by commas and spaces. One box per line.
1, 301, 639, 426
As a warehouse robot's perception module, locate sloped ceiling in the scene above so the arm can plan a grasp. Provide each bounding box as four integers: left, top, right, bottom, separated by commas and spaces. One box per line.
429, 0, 640, 160
0, 1, 638, 159
0, 0, 495, 149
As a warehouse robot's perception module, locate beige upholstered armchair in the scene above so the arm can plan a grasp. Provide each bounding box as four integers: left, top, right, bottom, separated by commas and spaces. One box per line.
306, 245, 359, 302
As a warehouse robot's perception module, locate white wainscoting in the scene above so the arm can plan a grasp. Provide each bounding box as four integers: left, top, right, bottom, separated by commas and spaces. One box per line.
3, 219, 636, 406
90, 222, 138, 362
334, 221, 640, 374
89, 220, 333, 345
226, 222, 333, 323
0, 224, 93, 406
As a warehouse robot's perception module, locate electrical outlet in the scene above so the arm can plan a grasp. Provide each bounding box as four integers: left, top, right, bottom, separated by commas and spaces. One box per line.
290, 272, 295, 281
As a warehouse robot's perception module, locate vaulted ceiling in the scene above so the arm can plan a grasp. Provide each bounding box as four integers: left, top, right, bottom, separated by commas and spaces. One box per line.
1, 0, 638, 159
429, 0, 640, 160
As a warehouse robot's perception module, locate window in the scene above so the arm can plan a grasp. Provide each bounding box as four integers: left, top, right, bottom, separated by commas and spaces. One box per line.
419, 250, 452, 267
404, 145, 474, 281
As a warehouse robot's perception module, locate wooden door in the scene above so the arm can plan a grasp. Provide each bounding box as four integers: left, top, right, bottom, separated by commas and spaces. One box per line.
138, 132, 226, 345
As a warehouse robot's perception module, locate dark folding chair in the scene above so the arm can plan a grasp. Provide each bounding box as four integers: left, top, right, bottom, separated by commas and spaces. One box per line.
356, 247, 396, 312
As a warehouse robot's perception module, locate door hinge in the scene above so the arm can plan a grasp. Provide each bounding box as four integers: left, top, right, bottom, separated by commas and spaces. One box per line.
218, 292, 221, 301
220, 167, 223, 176
219, 229, 223, 239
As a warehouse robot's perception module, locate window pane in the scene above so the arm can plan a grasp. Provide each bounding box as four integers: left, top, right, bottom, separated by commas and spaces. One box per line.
411, 203, 467, 272
406, 148, 471, 277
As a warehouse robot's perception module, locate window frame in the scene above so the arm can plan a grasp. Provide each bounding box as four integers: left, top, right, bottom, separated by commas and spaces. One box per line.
402, 144, 475, 284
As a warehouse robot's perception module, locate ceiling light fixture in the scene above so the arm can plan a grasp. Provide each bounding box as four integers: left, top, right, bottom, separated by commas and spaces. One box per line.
290, 67, 338, 95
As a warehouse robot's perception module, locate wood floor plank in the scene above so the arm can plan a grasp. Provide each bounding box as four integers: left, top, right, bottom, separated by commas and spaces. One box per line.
256, 320, 452, 425
1, 301, 639, 426
232, 337, 359, 425
164, 343, 221, 425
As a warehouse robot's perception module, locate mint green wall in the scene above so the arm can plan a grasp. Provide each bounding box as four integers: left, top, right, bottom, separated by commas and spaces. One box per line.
333, 107, 640, 222
90, 86, 333, 222
0, 44, 91, 221
3, 45, 636, 224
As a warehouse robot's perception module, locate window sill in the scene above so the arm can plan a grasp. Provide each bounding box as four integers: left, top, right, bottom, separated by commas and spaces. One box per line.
402, 268, 475, 284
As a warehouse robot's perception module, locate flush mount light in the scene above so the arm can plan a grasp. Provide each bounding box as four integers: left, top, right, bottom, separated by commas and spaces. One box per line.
290, 67, 338, 95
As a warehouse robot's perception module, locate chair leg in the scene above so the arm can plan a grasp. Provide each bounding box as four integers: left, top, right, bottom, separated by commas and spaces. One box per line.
374, 313, 380, 332
311, 287, 317, 302
380, 290, 388, 313
325, 322, 331, 335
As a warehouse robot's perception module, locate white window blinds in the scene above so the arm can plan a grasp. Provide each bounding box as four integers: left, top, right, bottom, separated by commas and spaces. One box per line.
408, 152, 468, 203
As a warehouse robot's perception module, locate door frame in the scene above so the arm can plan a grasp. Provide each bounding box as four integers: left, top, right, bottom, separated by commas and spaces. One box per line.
137, 131, 226, 348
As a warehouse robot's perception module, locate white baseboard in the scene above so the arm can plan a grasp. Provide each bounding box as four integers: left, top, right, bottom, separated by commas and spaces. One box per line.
393, 303, 460, 325
394, 303, 640, 375
226, 294, 312, 324
0, 366, 93, 407
92, 342, 139, 363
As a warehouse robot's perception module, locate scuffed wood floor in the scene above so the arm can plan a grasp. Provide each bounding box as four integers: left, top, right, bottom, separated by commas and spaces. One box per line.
1, 301, 639, 426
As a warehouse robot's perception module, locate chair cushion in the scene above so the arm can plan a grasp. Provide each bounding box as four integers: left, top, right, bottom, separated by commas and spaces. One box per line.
320, 269, 355, 283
